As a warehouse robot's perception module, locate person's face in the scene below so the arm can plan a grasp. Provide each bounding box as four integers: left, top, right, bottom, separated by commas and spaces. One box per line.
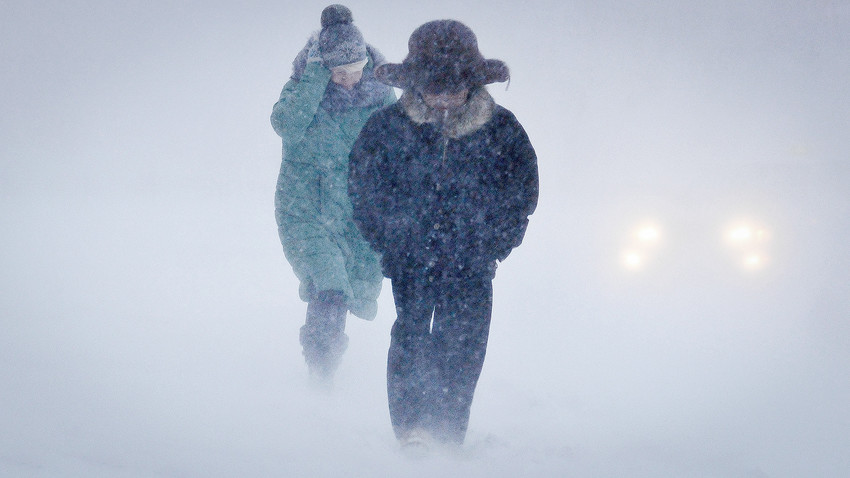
422, 89, 469, 111
330, 63, 364, 90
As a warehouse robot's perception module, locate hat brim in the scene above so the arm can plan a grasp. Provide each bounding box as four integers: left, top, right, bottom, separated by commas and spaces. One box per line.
376, 59, 509, 90
374, 63, 411, 89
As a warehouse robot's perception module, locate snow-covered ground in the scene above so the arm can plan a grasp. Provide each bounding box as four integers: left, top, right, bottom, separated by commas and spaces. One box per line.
2, 1, 849, 477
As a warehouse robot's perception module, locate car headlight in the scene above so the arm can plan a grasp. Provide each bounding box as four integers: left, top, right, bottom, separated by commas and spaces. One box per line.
724, 221, 771, 271
621, 222, 662, 271
617, 219, 772, 273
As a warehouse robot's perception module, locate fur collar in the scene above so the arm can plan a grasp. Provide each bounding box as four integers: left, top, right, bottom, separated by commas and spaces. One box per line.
399, 87, 495, 139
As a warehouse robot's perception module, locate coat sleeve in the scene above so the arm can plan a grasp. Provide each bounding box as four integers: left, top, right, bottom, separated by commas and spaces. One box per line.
349, 110, 424, 263
270, 62, 331, 149
348, 114, 388, 252
492, 113, 539, 261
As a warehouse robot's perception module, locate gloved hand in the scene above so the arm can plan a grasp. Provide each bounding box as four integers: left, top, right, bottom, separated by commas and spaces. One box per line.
306, 31, 322, 64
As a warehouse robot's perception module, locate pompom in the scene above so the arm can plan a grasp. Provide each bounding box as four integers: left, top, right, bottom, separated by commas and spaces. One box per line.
321, 4, 353, 28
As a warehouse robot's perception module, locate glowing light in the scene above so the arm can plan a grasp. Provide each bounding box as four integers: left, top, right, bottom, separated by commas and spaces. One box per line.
728, 226, 753, 242
636, 226, 660, 243
623, 251, 643, 269
743, 253, 765, 269
726, 222, 771, 247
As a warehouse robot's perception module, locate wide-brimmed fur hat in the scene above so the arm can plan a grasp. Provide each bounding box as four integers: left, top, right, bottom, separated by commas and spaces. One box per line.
376, 20, 509, 93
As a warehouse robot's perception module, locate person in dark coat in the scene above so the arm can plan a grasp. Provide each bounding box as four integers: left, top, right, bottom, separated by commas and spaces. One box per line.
348, 20, 539, 447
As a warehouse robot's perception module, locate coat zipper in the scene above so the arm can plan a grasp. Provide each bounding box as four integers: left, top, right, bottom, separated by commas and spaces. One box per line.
436, 110, 449, 192
441, 109, 449, 166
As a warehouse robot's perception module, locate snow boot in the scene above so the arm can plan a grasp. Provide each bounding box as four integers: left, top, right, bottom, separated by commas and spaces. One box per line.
300, 290, 348, 385
399, 428, 433, 458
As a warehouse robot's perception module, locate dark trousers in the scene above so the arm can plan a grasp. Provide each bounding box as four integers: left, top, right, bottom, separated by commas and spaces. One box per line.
387, 273, 493, 444
300, 290, 348, 379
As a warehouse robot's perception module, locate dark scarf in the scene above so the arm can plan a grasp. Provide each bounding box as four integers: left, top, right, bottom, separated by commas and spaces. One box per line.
291, 38, 392, 113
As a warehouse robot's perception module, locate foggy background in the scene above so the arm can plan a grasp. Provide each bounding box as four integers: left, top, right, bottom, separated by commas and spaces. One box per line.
2, 1, 848, 476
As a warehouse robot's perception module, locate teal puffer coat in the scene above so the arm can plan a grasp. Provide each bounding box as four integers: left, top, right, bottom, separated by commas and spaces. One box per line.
271, 54, 395, 320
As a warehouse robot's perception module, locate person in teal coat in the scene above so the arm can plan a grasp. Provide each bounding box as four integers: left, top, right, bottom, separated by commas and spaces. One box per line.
270, 4, 395, 383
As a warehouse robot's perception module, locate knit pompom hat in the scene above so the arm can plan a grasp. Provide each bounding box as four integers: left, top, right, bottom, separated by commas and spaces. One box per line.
376, 20, 509, 93
318, 4, 368, 68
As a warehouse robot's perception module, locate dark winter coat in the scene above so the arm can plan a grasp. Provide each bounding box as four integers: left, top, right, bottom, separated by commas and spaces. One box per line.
348, 88, 538, 280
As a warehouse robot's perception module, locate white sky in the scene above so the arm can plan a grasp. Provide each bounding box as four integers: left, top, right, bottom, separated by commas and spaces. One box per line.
2, 1, 849, 476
